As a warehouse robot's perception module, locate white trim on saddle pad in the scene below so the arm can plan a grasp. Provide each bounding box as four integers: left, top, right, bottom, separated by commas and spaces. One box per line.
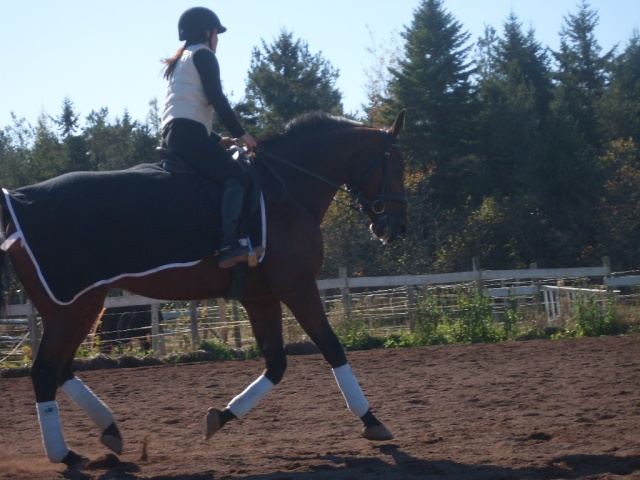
1, 188, 267, 306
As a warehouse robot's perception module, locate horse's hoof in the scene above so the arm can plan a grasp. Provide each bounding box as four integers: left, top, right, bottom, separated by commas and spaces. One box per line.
362, 424, 394, 441
61, 450, 89, 470
204, 407, 222, 440
101, 423, 123, 454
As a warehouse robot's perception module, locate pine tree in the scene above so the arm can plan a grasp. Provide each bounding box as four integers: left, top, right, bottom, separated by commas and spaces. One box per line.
241, 29, 343, 136
475, 12, 553, 197
598, 31, 640, 144
52, 98, 91, 172
552, 0, 615, 150
388, 0, 477, 208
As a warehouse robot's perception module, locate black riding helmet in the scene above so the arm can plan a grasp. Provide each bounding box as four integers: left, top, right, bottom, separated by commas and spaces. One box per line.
178, 7, 227, 43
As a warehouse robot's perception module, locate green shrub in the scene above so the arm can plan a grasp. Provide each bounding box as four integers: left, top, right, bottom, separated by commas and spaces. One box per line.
334, 315, 386, 350
413, 295, 450, 345
574, 293, 621, 337
449, 289, 507, 343
198, 340, 235, 361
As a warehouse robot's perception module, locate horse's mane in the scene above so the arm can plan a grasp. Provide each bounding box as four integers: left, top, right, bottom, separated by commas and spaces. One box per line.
259, 112, 366, 147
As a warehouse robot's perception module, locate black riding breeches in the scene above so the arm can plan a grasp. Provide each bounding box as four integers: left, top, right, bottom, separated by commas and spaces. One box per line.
161, 118, 249, 190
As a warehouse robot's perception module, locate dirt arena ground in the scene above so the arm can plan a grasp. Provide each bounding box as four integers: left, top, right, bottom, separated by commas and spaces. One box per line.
0, 335, 639, 480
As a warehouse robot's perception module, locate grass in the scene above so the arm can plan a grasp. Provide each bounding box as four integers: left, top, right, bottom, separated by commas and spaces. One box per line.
2, 287, 640, 372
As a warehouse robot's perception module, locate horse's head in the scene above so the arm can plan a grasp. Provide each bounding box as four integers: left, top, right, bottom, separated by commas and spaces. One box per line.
350, 110, 408, 244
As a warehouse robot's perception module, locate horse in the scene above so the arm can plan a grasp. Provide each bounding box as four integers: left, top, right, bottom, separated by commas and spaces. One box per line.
0, 110, 408, 469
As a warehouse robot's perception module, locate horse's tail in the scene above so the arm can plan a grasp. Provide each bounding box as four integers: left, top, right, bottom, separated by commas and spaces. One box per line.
0, 251, 6, 315
0, 194, 9, 315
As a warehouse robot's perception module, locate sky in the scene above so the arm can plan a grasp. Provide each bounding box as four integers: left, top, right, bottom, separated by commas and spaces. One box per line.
0, 0, 638, 130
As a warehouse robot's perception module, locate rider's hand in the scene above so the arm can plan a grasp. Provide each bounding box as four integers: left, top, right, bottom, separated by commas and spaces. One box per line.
239, 133, 258, 151
219, 137, 237, 149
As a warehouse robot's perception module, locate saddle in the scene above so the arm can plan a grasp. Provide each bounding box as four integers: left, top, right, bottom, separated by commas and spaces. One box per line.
155, 147, 266, 300
155, 146, 262, 220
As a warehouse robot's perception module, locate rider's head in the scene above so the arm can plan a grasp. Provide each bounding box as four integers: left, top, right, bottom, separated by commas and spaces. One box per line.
178, 7, 226, 45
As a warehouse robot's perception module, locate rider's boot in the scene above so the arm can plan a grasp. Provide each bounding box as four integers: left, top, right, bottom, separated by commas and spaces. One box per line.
218, 178, 250, 269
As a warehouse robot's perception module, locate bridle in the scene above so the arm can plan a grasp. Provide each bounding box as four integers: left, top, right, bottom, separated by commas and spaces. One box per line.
347, 133, 408, 215
255, 131, 408, 215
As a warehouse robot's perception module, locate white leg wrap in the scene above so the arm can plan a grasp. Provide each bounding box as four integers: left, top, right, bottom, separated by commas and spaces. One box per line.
61, 376, 115, 431
332, 364, 370, 418
36, 401, 70, 463
227, 375, 274, 419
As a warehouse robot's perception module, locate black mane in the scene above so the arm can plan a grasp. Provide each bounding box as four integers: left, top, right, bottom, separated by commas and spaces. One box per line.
260, 112, 365, 146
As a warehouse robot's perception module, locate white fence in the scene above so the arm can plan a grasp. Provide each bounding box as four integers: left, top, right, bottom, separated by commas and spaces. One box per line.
3, 257, 638, 364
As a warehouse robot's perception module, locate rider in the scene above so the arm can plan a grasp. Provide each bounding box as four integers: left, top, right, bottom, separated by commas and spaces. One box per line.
161, 7, 258, 269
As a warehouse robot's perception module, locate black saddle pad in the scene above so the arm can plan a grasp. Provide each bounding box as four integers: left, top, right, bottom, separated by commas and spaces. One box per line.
5, 163, 264, 304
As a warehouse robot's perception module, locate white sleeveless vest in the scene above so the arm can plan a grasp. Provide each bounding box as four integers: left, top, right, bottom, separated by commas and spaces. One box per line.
162, 44, 214, 132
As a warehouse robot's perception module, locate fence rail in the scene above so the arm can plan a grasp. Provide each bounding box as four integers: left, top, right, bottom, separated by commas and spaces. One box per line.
3, 257, 639, 364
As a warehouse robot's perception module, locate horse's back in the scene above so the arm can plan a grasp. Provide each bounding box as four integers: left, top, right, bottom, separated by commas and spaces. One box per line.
5, 164, 219, 304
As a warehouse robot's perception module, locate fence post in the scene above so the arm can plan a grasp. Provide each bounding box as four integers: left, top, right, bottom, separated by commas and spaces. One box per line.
529, 263, 541, 308
472, 257, 482, 292
189, 301, 199, 349
27, 301, 40, 354
472, 257, 480, 272
217, 298, 228, 344
320, 289, 327, 313
231, 301, 242, 348
407, 285, 416, 332
340, 267, 351, 319
151, 303, 164, 356
602, 256, 611, 274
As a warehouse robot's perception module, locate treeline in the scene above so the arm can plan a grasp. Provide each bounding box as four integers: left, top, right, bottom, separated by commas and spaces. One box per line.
1, 0, 639, 279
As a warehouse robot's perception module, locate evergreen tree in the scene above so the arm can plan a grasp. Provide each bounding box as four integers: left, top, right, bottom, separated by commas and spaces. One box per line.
146, 97, 162, 142
83, 107, 111, 170
52, 98, 90, 172
596, 138, 640, 268
0, 115, 35, 188
30, 113, 65, 181
241, 29, 343, 136
379, 0, 478, 273
54, 97, 80, 137
83, 109, 157, 171
552, 0, 615, 150
475, 13, 553, 198
598, 31, 640, 144
388, 0, 477, 208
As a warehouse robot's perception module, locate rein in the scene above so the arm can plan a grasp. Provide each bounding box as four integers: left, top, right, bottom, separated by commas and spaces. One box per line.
255, 132, 407, 214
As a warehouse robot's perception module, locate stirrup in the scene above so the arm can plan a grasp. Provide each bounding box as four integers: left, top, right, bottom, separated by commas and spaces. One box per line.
218, 244, 250, 269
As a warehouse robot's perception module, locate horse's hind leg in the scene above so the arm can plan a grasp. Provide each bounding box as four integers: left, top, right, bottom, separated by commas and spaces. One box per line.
31, 320, 94, 468
204, 299, 285, 439
60, 369, 122, 455
282, 281, 393, 441
31, 293, 121, 467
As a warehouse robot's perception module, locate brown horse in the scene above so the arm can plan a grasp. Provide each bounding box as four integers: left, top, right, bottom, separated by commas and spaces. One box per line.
0, 110, 407, 469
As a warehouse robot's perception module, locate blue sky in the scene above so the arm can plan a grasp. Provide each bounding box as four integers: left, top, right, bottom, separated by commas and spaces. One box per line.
0, 0, 637, 130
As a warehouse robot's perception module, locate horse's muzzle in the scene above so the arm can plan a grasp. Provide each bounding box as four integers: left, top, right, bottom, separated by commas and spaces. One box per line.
370, 212, 408, 244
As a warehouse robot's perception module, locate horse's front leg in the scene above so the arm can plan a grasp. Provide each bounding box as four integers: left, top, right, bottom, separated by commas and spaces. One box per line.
204, 299, 285, 439
282, 280, 393, 441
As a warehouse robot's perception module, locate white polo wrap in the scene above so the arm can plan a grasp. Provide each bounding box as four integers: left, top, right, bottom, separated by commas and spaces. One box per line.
227, 375, 274, 418
61, 376, 115, 430
332, 363, 370, 418
36, 401, 70, 463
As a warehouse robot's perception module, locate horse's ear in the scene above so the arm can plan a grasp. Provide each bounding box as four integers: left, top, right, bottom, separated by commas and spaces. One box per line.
389, 109, 406, 138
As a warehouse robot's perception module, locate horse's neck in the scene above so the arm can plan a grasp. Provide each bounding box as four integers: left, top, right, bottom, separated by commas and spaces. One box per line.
270, 139, 357, 222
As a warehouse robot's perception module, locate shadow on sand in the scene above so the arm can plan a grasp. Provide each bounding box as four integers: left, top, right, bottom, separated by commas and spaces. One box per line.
61, 444, 640, 480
